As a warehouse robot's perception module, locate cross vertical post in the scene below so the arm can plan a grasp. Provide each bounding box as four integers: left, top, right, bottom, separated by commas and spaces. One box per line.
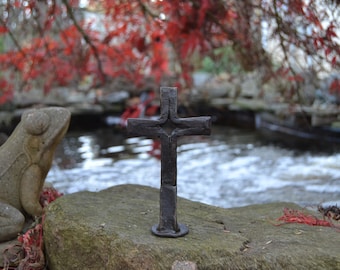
127, 87, 211, 237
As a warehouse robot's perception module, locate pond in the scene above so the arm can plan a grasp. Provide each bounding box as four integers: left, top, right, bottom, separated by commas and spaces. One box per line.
47, 125, 340, 208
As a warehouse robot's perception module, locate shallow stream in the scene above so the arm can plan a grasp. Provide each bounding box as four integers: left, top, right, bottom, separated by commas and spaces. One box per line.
47, 125, 340, 208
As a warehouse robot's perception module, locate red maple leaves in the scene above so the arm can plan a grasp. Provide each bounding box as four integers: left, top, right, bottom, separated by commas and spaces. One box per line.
275, 208, 333, 227
0, 0, 338, 104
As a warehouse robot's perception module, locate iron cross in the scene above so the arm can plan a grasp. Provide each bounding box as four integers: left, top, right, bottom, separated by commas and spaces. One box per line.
127, 87, 211, 237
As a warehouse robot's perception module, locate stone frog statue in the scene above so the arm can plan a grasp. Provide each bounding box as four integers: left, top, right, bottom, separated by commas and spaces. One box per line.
0, 107, 71, 242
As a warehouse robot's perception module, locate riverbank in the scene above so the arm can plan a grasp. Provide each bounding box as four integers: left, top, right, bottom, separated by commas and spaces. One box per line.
1, 71, 340, 145
1, 101, 340, 150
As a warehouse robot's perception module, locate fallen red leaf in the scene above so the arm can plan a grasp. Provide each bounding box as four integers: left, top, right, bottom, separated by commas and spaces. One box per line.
275, 208, 333, 227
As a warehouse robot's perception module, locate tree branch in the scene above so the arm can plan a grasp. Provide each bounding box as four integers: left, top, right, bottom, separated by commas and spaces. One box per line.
0, 18, 26, 58
61, 0, 106, 83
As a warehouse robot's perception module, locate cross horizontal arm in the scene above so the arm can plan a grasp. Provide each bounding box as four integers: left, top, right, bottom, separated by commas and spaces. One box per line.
172, 117, 211, 137
127, 119, 163, 137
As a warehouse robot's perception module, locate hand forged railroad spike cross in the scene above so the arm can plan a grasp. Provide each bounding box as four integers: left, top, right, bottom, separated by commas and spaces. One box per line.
127, 87, 211, 238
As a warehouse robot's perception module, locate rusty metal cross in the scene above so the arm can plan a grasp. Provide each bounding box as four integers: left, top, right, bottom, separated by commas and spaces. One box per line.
127, 87, 211, 237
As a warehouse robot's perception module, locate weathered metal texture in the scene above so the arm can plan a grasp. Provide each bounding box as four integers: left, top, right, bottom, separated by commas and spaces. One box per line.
127, 87, 211, 237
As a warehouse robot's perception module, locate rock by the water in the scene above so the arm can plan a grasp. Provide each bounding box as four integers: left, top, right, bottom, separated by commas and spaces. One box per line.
44, 184, 340, 270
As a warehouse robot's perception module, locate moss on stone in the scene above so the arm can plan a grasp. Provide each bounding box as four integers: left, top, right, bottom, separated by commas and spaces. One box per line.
43, 184, 340, 270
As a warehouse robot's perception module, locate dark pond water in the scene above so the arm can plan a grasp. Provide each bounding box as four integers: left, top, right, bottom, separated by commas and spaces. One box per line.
47, 125, 340, 208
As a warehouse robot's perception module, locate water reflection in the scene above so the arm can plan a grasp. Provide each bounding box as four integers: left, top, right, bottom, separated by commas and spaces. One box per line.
48, 126, 340, 208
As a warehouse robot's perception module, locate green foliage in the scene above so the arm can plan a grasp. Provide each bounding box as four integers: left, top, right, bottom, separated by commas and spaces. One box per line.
0, 36, 4, 53
200, 46, 244, 74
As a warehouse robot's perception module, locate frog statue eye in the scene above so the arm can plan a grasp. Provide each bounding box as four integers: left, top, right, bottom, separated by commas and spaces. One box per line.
23, 110, 50, 135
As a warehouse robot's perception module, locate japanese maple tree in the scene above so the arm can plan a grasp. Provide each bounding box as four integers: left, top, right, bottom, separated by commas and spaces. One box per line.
0, 0, 338, 104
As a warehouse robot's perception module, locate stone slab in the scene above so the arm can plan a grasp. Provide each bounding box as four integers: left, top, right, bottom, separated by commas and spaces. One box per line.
43, 184, 340, 270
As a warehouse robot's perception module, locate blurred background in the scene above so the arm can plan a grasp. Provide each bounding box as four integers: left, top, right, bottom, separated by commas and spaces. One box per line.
0, 0, 339, 208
